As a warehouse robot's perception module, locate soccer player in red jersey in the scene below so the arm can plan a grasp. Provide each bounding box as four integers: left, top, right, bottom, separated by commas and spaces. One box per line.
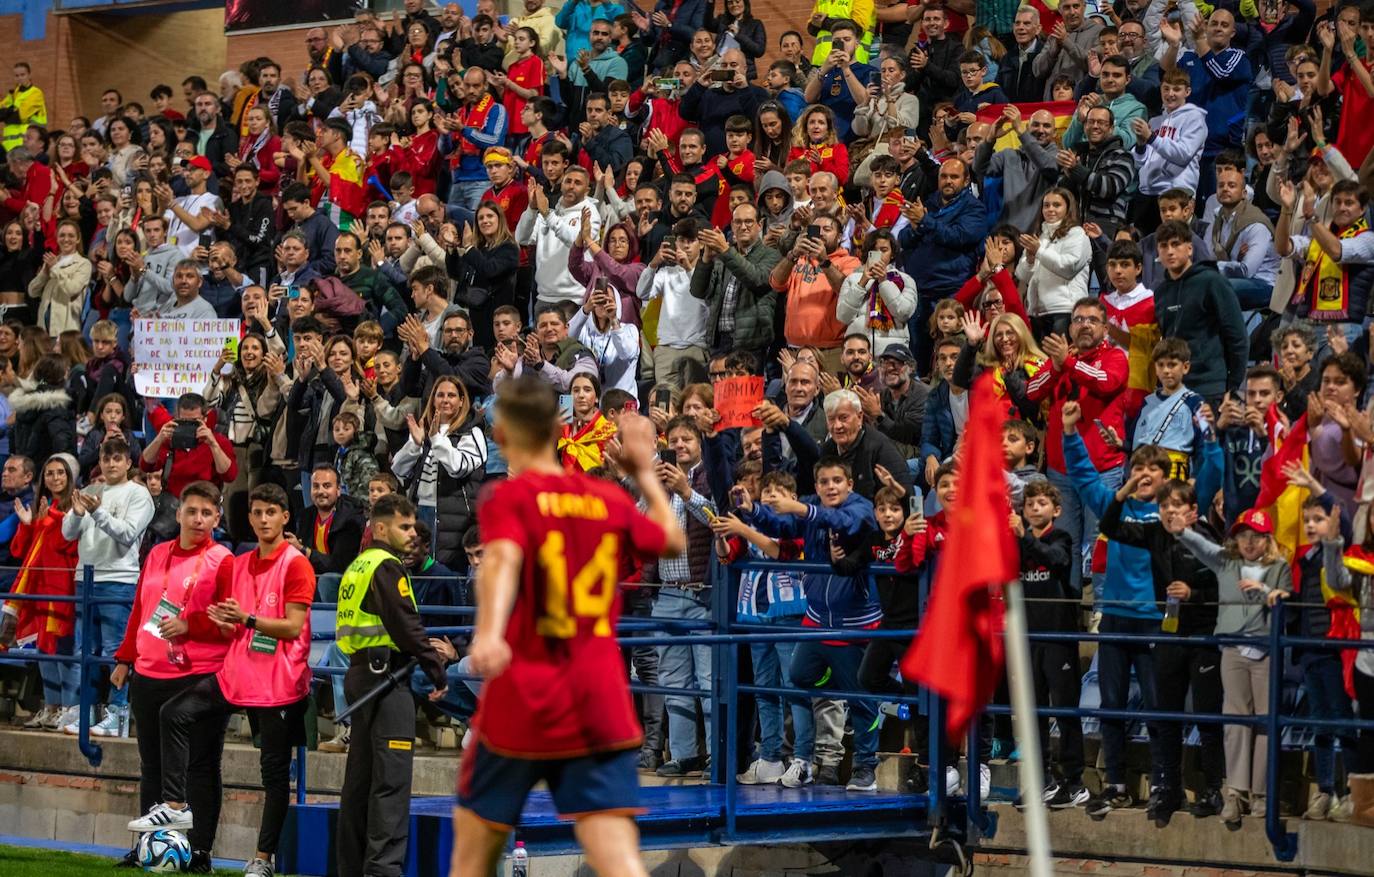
453, 375, 686, 877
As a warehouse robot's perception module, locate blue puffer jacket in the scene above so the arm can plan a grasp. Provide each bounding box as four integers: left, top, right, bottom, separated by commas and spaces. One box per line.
745, 492, 883, 629
898, 186, 986, 299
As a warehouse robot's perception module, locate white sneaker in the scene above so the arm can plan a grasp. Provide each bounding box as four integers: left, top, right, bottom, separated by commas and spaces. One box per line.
90, 706, 129, 738
461, 727, 474, 751
318, 726, 349, 753
50, 705, 77, 733
23, 705, 54, 730
779, 758, 814, 788
737, 758, 786, 785
127, 802, 193, 832
979, 763, 991, 800
945, 766, 961, 796
62, 706, 100, 735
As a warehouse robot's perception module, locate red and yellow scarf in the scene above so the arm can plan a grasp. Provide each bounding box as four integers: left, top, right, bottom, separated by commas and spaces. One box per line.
1297, 216, 1371, 321
559, 412, 618, 472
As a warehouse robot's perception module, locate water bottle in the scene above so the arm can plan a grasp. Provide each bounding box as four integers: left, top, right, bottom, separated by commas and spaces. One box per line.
1161, 596, 1180, 634
879, 702, 911, 721
509, 841, 528, 877
166, 636, 190, 669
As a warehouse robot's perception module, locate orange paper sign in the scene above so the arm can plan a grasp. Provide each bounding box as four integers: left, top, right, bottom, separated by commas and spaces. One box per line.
713, 376, 765, 430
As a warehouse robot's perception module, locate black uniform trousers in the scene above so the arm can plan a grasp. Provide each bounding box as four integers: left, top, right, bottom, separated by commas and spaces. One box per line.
336, 664, 418, 877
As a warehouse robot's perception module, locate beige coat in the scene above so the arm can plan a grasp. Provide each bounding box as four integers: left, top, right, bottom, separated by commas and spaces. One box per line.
28, 255, 92, 337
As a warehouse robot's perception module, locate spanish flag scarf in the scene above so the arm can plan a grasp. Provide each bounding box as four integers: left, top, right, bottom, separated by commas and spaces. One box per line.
558, 411, 618, 472
1297, 216, 1371, 321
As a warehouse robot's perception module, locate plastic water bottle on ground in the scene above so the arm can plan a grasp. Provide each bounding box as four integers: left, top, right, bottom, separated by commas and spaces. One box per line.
509, 840, 528, 877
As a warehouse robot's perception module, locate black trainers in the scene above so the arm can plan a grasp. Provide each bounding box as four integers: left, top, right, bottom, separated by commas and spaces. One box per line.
1190, 787, 1223, 818
846, 765, 878, 791
1147, 787, 1184, 827
655, 756, 705, 777
114, 847, 138, 868
1085, 785, 1132, 820
637, 749, 663, 772
186, 850, 213, 874
816, 764, 842, 786
1047, 782, 1090, 809
903, 761, 929, 794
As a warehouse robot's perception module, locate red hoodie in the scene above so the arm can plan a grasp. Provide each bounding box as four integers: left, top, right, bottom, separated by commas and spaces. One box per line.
1024, 339, 1129, 474
895, 509, 949, 574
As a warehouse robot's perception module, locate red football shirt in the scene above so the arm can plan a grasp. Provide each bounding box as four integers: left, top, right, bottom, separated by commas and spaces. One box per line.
473, 470, 668, 758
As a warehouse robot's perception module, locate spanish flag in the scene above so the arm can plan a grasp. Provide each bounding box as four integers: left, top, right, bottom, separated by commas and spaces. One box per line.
1335, 546, 1368, 696
974, 101, 1078, 152
319, 149, 367, 232
1253, 411, 1308, 565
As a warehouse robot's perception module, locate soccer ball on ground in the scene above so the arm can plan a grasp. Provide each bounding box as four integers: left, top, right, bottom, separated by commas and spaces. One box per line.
137, 828, 192, 872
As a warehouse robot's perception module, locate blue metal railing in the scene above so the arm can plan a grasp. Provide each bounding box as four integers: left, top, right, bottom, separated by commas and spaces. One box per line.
5, 560, 1374, 863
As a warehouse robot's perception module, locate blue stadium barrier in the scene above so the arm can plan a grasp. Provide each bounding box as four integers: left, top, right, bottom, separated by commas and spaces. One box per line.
4, 558, 1374, 865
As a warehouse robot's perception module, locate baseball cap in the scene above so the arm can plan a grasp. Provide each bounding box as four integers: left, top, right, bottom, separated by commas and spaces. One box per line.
1229, 508, 1273, 537
878, 343, 915, 364
187, 155, 213, 172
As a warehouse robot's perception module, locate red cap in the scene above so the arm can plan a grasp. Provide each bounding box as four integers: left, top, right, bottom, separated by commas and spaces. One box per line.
1230, 508, 1274, 537
187, 155, 213, 172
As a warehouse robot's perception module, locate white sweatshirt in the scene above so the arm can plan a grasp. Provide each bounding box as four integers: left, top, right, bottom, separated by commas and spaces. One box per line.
61, 480, 155, 584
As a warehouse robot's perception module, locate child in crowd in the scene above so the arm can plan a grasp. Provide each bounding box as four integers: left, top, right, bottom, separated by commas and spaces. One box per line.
1003, 418, 1046, 509
1131, 337, 1207, 479
1100, 478, 1224, 825
927, 300, 966, 383
1012, 480, 1082, 808
332, 411, 379, 505
388, 171, 418, 225
784, 158, 812, 208
738, 457, 882, 792
895, 462, 965, 795
1099, 240, 1159, 418
1175, 505, 1291, 828
1285, 473, 1360, 821
719, 115, 757, 190
1216, 364, 1284, 524
352, 320, 383, 381
712, 470, 809, 787
861, 156, 910, 237
835, 486, 926, 791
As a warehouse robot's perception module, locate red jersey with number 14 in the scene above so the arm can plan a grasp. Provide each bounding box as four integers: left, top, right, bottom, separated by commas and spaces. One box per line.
473, 470, 667, 758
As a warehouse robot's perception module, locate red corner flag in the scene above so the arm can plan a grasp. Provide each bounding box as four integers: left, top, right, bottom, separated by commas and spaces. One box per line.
900, 371, 1018, 739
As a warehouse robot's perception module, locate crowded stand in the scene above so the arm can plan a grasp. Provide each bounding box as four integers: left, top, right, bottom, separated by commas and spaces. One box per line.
7, 0, 1374, 869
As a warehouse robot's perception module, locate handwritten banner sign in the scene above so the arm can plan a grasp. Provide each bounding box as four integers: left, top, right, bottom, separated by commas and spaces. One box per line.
713, 376, 765, 430
132, 318, 240, 398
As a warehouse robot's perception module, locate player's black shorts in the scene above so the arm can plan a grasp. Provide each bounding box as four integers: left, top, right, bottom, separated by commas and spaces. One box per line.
457, 740, 641, 829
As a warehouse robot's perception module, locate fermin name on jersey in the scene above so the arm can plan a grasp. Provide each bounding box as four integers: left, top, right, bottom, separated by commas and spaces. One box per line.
536, 492, 609, 521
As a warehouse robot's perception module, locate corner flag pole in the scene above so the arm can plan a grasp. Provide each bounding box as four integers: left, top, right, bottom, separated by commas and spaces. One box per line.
1001, 577, 1052, 877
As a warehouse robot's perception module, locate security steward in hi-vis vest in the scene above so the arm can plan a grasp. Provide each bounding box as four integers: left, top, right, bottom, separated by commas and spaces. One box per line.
334, 494, 447, 877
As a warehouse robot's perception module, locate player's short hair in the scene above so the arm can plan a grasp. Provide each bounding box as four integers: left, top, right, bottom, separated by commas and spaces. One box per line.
181, 480, 222, 506
249, 482, 290, 511
372, 493, 417, 521
494, 374, 561, 449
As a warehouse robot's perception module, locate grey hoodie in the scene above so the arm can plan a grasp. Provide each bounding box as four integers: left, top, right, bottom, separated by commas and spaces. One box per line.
756, 170, 794, 231
124, 242, 182, 315
1178, 528, 1291, 640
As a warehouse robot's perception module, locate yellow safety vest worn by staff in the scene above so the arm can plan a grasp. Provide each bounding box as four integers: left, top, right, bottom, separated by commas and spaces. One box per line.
336, 547, 414, 654
0, 85, 47, 152
809, 0, 876, 65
